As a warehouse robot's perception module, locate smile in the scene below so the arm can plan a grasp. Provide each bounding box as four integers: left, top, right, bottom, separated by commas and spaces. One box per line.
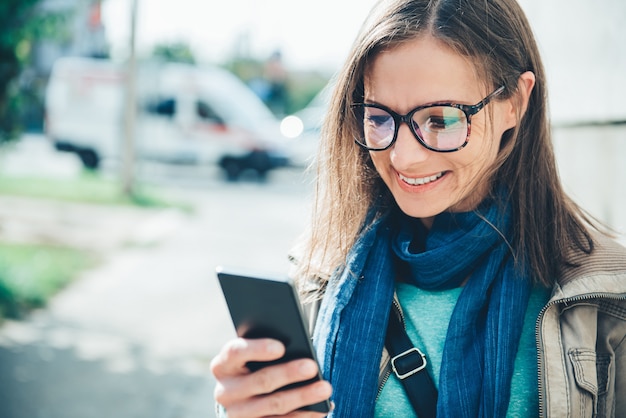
398, 171, 444, 186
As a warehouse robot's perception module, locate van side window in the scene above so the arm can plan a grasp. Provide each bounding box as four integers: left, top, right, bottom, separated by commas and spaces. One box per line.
197, 100, 224, 124
146, 97, 176, 117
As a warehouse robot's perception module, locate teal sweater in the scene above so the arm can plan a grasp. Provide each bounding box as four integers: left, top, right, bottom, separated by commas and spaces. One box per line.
375, 283, 550, 417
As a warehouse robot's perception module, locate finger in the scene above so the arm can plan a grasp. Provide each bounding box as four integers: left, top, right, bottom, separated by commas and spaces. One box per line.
228, 379, 333, 418
216, 358, 320, 405
211, 338, 285, 378
271, 400, 336, 418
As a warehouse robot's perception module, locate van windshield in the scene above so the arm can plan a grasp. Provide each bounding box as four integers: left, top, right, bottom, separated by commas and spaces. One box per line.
198, 68, 277, 131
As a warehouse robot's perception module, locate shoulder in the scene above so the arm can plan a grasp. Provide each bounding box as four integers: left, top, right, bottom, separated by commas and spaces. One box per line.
563, 231, 626, 279
557, 231, 626, 296
293, 273, 326, 335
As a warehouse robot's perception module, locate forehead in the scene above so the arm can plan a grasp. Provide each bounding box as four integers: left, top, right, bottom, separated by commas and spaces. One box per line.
364, 36, 484, 109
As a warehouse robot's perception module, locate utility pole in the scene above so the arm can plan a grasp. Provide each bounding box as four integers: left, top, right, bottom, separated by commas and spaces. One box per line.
122, 0, 138, 196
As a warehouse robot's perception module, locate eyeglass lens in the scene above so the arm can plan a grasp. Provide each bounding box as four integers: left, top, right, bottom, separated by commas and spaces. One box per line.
360, 105, 469, 151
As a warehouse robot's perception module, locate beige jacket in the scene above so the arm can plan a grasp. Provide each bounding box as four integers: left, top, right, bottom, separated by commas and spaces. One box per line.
304, 233, 626, 417
538, 233, 626, 417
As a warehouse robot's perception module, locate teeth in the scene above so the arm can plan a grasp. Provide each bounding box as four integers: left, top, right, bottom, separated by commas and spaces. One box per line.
399, 172, 444, 185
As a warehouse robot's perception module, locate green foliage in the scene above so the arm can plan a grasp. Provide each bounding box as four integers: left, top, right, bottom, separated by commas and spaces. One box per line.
0, 171, 189, 320
224, 58, 330, 116
0, 171, 187, 210
0, 243, 97, 319
0, 0, 41, 50
151, 42, 196, 65
224, 58, 264, 85
0, 0, 70, 142
287, 72, 329, 113
0, 0, 39, 141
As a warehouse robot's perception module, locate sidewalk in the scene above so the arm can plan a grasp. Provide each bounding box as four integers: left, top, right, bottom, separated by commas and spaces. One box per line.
0, 181, 308, 418
0, 136, 311, 417
0, 136, 217, 418
0, 195, 224, 418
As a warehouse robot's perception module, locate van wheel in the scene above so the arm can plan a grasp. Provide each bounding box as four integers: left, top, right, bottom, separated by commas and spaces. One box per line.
256, 168, 269, 181
220, 158, 241, 181
78, 149, 100, 170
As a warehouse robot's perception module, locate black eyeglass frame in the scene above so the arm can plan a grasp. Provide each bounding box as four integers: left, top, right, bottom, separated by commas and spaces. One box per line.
351, 85, 506, 153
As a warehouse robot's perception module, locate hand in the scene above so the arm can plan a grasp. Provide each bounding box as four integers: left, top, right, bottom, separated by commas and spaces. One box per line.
211, 338, 333, 417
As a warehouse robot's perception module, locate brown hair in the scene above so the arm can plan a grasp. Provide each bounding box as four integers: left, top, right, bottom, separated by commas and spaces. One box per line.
293, 0, 598, 289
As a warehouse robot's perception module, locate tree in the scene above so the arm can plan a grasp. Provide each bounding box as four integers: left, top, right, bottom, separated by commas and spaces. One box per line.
151, 42, 196, 65
0, 0, 68, 141
0, 0, 39, 140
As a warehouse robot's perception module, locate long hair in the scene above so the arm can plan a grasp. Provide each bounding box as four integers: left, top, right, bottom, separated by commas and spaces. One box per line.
292, 0, 597, 289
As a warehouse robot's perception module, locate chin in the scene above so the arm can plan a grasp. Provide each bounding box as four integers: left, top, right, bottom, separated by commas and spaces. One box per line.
395, 200, 447, 220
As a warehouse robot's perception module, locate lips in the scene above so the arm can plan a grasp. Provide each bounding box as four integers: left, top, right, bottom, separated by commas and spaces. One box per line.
398, 171, 444, 186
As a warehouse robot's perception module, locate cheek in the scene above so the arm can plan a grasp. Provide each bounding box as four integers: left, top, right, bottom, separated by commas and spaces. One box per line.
468, 119, 502, 162
369, 151, 388, 176
368, 151, 399, 190
454, 125, 501, 188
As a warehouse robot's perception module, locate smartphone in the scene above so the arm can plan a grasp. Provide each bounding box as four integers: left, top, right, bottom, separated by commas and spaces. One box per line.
216, 267, 331, 414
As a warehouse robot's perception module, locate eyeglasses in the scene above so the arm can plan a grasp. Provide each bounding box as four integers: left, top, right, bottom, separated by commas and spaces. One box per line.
351, 86, 505, 152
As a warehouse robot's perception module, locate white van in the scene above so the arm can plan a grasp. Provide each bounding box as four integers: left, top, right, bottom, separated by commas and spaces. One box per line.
44, 57, 290, 179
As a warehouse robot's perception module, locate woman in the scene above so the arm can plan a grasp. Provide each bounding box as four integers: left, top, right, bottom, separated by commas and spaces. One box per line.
211, 0, 626, 416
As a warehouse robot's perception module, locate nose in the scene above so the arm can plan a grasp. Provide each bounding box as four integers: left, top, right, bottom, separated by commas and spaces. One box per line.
389, 123, 431, 169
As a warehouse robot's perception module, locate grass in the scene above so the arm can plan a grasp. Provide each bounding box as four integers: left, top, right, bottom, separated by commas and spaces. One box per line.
0, 172, 189, 321
0, 243, 97, 319
0, 171, 176, 208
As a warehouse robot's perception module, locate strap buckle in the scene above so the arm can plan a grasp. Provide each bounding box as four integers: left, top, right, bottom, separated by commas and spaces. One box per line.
391, 347, 427, 380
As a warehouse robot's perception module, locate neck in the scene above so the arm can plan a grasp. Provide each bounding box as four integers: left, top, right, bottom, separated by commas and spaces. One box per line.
420, 216, 434, 230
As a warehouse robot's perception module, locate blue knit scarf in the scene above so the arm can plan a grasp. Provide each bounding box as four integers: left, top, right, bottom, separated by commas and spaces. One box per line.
312, 199, 532, 417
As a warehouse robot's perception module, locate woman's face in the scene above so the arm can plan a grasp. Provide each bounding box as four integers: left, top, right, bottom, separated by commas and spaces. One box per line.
364, 36, 517, 227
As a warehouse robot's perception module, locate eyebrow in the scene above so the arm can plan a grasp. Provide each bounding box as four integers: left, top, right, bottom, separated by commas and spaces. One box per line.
361, 96, 473, 110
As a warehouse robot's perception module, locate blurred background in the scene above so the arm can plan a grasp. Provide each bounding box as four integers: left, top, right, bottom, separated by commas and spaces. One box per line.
0, 0, 624, 417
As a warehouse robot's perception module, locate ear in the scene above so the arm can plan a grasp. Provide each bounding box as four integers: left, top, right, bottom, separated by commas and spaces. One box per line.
516, 71, 535, 117
502, 71, 536, 129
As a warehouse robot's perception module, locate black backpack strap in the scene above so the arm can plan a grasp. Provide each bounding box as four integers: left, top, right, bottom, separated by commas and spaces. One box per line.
385, 302, 438, 418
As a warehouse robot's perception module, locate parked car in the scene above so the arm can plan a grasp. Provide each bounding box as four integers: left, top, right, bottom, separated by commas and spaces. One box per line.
45, 57, 290, 179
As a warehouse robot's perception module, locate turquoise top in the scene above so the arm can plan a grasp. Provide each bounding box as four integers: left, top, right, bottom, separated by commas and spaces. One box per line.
375, 283, 550, 417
